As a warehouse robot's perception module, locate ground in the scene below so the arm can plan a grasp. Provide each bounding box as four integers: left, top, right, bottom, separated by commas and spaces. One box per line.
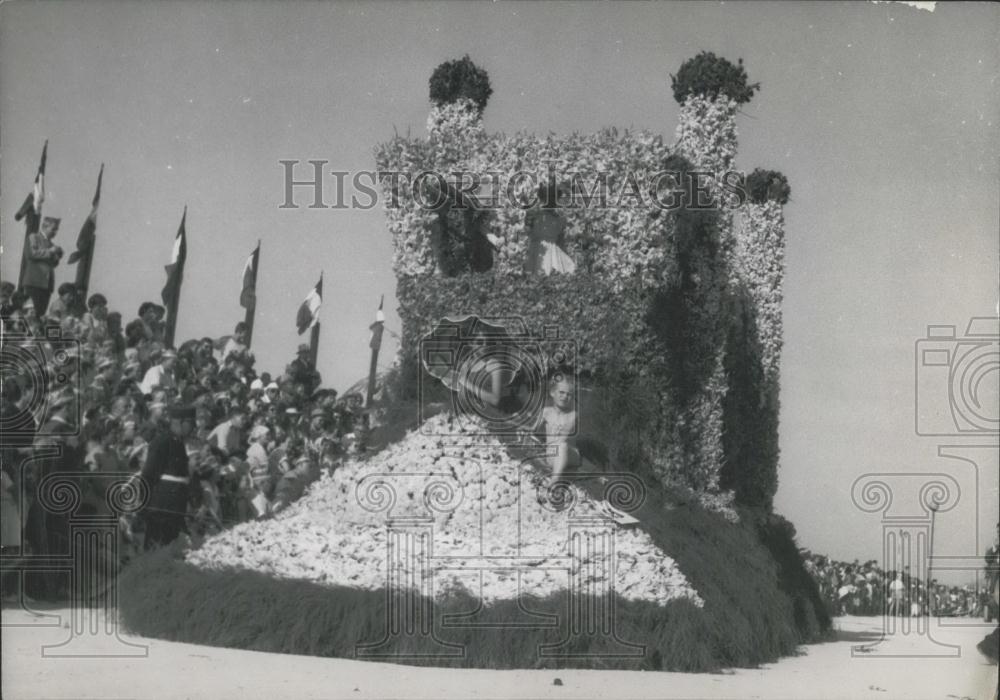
2, 608, 996, 700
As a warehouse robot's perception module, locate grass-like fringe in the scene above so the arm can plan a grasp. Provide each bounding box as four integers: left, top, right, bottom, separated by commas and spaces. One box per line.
119, 487, 829, 671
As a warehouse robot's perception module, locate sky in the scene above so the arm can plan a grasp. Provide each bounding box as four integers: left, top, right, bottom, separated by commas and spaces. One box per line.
1, 1, 998, 580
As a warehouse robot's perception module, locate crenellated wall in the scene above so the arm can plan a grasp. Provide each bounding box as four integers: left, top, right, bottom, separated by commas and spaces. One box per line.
376, 56, 787, 512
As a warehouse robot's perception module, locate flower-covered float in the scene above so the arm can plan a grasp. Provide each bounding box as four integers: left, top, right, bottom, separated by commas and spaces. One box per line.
120, 53, 830, 671
188, 413, 701, 607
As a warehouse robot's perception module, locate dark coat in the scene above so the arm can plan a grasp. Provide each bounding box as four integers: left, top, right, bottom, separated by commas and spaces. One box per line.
23, 232, 60, 291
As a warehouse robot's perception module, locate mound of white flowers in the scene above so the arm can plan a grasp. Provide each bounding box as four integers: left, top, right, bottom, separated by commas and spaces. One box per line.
187, 413, 702, 607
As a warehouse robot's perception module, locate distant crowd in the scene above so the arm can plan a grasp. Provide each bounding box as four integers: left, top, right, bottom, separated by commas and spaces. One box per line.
1, 279, 370, 601
803, 550, 999, 620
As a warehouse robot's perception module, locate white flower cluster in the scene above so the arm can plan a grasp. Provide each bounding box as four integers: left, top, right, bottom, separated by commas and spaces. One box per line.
187, 413, 702, 608
377, 137, 438, 276
696, 489, 739, 523
376, 119, 679, 285
426, 98, 486, 141
734, 201, 785, 382
674, 94, 739, 180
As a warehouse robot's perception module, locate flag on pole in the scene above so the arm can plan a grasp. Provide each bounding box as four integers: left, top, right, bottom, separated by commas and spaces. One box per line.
68, 164, 104, 294
15, 141, 48, 288
366, 295, 385, 407
69, 164, 102, 265
15, 140, 47, 226
369, 295, 385, 350
161, 207, 188, 348
240, 241, 261, 348
240, 243, 260, 309
296, 274, 322, 335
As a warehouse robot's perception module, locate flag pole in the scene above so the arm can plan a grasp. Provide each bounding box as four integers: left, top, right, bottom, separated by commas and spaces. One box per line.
366, 294, 385, 407
16, 140, 47, 290
73, 163, 103, 298
163, 206, 187, 349
244, 240, 260, 348
308, 271, 323, 369
309, 322, 321, 370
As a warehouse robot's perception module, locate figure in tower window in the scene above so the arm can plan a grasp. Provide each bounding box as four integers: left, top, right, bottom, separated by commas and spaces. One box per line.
426, 178, 494, 277
524, 182, 576, 276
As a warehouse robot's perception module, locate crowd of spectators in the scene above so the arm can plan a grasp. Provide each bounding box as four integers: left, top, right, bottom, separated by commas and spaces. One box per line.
803, 550, 997, 620
1, 279, 371, 601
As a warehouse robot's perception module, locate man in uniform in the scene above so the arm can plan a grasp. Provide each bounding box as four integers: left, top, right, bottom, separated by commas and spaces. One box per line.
22, 217, 63, 316
23, 390, 80, 598
140, 405, 195, 549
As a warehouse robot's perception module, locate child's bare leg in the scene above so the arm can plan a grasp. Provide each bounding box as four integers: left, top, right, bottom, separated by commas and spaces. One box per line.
546, 442, 575, 486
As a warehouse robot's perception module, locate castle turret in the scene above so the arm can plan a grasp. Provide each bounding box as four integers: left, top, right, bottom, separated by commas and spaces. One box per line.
376, 54, 783, 517
721, 170, 789, 510
653, 53, 760, 499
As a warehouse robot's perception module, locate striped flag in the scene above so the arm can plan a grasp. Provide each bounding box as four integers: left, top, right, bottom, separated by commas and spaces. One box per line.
296, 275, 322, 335
240, 243, 259, 309
161, 207, 188, 348
240, 242, 260, 348
16, 141, 48, 288
68, 164, 104, 295
15, 140, 47, 226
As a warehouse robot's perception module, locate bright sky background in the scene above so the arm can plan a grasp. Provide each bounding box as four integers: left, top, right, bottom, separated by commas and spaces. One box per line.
2, 1, 998, 580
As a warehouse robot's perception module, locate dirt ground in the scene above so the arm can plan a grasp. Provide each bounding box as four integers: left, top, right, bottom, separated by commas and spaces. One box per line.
2, 606, 997, 700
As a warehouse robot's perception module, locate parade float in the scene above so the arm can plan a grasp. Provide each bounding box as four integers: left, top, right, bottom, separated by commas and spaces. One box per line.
119, 53, 830, 670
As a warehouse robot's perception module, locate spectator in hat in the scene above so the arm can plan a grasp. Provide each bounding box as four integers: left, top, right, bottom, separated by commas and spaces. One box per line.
246, 424, 272, 509
139, 404, 195, 549
1, 280, 18, 333
105, 311, 125, 358
189, 445, 226, 536
135, 302, 160, 342
83, 416, 122, 476
207, 405, 247, 460
22, 217, 63, 316
286, 344, 321, 395
306, 407, 340, 471
262, 381, 280, 405
193, 405, 214, 442
888, 571, 905, 617
124, 318, 148, 363
221, 322, 252, 363
80, 293, 110, 344
246, 378, 265, 412
138, 350, 177, 396
272, 440, 317, 515
46, 283, 79, 322
10, 298, 39, 337
119, 418, 149, 472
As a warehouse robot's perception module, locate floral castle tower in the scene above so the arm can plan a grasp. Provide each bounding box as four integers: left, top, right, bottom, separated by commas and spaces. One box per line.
376, 53, 790, 511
